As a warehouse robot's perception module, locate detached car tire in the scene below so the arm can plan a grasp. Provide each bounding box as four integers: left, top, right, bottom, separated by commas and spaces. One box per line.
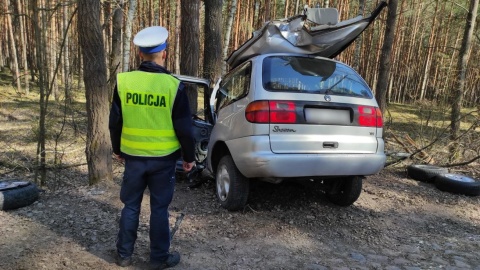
0, 181, 39, 210
434, 173, 480, 196
215, 155, 250, 211
326, 176, 363, 206
406, 164, 448, 183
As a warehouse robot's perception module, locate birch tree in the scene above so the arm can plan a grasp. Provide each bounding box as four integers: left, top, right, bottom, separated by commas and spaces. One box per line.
123, 0, 137, 72
222, 0, 237, 74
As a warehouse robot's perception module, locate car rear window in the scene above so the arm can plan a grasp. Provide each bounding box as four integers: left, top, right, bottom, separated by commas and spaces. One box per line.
262, 56, 373, 98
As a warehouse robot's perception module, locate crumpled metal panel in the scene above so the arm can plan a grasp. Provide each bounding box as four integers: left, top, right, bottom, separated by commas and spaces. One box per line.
226, 1, 387, 69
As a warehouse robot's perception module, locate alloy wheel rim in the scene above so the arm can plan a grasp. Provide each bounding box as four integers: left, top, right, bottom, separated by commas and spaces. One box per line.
216, 164, 231, 202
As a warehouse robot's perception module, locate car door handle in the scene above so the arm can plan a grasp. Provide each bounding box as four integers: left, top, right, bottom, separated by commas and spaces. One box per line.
323, 142, 338, 148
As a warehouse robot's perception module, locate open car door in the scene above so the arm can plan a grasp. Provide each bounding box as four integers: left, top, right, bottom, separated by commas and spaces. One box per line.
174, 75, 213, 175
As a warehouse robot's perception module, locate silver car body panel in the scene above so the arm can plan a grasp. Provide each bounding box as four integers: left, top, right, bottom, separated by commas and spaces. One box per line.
207, 53, 386, 178
225, 136, 385, 178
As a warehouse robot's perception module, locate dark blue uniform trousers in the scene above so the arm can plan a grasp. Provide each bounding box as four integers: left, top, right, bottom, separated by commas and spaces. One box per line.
116, 158, 176, 263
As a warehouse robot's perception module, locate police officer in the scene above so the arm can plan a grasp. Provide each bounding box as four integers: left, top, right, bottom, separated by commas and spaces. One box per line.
109, 26, 195, 269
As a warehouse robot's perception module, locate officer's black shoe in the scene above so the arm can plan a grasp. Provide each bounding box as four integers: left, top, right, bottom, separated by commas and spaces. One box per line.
149, 251, 180, 270
115, 253, 132, 267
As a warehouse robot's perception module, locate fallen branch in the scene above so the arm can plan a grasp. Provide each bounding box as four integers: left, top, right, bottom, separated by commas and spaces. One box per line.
404, 134, 435, 164
440, 155, 480, 168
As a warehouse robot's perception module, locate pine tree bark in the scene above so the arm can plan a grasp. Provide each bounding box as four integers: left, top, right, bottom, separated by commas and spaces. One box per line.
109, 0, 124, 98
63, 3, 71, 103
32, 0, 48, 185
450, 0, 478, 141
17, 0, 29, 94
4, 0, 22, 92
375, 0, 398, 114
204, 0, 223, 85
78, 0, 113, 185
180, 0, 200, 111
353, 0, 365, 71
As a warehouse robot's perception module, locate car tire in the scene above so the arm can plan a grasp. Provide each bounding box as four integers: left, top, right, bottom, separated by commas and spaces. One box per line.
434, 173, 480, 196
215, 155, 250, 211
406, 164, 448, 183
0, 181, 40, 210
326, 176, 362, 206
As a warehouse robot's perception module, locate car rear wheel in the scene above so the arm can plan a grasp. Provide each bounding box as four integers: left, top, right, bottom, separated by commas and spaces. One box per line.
325, 176, 363, 206
215, 155, 250, 211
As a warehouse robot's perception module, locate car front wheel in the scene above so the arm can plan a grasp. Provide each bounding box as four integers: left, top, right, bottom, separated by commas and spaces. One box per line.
325, 176, 363, 206
215, 155, 250, 211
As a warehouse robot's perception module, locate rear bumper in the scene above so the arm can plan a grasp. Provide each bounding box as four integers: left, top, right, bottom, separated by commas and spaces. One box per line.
226, 136, 386, 178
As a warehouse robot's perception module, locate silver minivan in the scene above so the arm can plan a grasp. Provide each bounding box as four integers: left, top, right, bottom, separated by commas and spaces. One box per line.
180, 3, 387, 211
206, 54, 385, 211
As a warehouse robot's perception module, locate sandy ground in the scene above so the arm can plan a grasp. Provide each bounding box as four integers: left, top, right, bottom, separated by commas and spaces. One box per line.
1, 165, 479, 270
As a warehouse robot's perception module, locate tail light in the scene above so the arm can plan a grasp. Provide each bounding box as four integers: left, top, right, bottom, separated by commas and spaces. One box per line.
358, 106, 383, 127
245, 100, 297, 123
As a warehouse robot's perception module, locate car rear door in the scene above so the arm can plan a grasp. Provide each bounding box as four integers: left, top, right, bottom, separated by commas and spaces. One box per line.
260, 56, 383, 155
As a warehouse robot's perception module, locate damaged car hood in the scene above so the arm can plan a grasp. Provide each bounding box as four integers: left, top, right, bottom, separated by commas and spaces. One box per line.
227, 1, 387, 69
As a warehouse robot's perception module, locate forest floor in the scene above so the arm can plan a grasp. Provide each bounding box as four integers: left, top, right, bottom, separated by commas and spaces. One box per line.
1, 84, 480, 270
1, 164, 480, 270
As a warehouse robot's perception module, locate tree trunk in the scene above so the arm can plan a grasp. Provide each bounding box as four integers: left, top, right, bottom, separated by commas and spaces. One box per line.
109, 0, 124, 99
49, 9, 59, 101
17, 0, 29, 94
222, 0, 237, 74
450, 0, 478, 142
123, 0, 137, 72
265, 0, 271, 22
353, 0, 365, 71
174, 0, 181, 74
63, 3, 71, 103
32, 0, 48, 185
4, 0, 22, 93
78, 0, 113, 185
375, 0, 398, 114
180, 0, 200, 111
204, 0, 223, 85
284, 0, 289, 18
418, 0, 439, 101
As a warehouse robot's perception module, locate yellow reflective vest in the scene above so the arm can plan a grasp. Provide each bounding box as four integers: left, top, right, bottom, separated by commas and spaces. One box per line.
117, 71, 181, 157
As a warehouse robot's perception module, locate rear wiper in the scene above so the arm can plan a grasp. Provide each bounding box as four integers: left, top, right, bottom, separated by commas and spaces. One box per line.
324, 74, 348, 94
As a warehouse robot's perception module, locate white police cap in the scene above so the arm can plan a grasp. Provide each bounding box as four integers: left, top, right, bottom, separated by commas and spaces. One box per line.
133, 26, 168, 54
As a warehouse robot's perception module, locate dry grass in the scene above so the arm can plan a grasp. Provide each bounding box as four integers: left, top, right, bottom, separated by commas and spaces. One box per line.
384, 102, 479, 175
1, 71, 479, 188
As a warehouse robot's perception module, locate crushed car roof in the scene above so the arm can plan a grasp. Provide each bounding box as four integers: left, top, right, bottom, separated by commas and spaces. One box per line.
226, 1, 387, 69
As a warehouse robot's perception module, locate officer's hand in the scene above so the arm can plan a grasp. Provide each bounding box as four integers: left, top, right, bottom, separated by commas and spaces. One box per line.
183, 161, 195, 172
113, 153, 124, 163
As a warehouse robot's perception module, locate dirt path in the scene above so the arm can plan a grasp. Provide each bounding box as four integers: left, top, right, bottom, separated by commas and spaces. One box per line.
1, 168, 480, 270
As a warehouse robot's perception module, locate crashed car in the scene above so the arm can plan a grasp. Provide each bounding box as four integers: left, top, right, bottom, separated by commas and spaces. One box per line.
178, 2, 387, 211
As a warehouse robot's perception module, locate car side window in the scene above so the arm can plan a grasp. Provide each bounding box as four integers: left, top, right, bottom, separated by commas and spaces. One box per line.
216, 62, 251, 111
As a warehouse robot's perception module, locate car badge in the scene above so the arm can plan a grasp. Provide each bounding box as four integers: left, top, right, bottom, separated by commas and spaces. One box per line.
324, 95, 332, 102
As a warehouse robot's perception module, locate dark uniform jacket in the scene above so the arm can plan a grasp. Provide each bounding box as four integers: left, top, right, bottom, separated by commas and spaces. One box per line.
109, 61, 195, 163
